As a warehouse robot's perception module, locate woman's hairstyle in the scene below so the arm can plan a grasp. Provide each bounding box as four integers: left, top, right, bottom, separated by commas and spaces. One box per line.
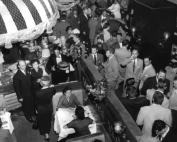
152, 120, 166, 137
103, 22, 110, 29
125, 78, 135, 88
75, 106, 85, 120
62, 86, 72, 95
157, 78, 167, 90
31, 59, 40, 66
53, 45, 61, 51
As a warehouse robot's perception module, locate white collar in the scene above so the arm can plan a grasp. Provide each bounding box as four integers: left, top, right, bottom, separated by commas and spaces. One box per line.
109, 54, 114, 60
156, 89, 164, 94
20, 69, 26, 75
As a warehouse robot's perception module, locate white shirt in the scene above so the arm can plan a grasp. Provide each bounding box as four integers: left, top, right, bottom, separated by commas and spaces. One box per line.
132, 58, 137, 66
84, 14, 88, 19
56, 55, 62, 64
92, 53, 97, 60
20, 69, 26, 75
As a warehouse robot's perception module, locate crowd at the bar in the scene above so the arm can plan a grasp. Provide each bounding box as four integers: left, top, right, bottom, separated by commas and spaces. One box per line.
0, 0, 177, 142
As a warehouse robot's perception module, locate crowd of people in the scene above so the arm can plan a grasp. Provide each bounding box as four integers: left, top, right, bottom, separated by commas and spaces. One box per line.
1, 0, 177, 142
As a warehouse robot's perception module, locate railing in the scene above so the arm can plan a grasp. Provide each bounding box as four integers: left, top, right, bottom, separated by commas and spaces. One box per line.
80, 58, 143, 142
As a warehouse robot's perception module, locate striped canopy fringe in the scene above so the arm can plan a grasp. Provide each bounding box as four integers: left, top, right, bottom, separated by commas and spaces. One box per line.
0, 0, 59, 48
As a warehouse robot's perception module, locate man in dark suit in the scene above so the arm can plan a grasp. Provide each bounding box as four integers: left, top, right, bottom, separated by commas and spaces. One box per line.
13, 60, 35, 122
152, 120, 177, 142
80, 7, 90, 48
141, 69, 170, 96
88, 45, 104, 75
120, 86, 150, 121
46, 46, 70, 85
69, 9, 80, 30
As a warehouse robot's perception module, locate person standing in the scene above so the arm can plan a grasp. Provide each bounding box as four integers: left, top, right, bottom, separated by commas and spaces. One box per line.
69, 10, 80, 30
121, 48, 143, 89
13, 60, 35, 122
35, 76, 56, 142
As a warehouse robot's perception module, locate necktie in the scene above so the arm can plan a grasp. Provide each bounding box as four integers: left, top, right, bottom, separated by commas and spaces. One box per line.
94, 55, 97, 65
133, 60, 136, 73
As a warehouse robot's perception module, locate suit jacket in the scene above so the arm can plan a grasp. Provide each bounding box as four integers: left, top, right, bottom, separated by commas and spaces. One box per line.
141, 76, 170, 96
146, 89, 169, 108
13, 69, 32, 100
115, 48, 131, 77
79, 14, 89, 36
46, 54, 69, 73
139, 64, 156, 89
88, 18, 98, 40
136, 104, 172, 135
88, 53, 104, 71
105, 55, 120, 82
120, 97, 150, 121
69, 15, 80, 30
162, 127, 177, 142
53, 20, 70, 38
122, 58, 143, 81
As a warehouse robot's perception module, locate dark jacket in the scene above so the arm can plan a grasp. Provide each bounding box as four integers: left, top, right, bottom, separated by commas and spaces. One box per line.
13, 69, 32, 100
141, 76, 170, 96
79, 14, 89, 36
120, 97, 150, 121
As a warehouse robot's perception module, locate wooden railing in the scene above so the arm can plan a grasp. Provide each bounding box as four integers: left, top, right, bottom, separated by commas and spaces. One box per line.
80, 58, 143, 142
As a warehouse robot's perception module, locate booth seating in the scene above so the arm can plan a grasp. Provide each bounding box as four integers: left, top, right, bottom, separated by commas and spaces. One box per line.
52, 81, 87, 113
4, 93, 21, 111
66, 132, 105, 142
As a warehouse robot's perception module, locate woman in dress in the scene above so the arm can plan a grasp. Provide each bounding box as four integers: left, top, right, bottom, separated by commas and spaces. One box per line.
30, 59, 43, 92
64, 106, 94, 137
103, 23, 111, 42
108, 0, 121, 19
35, 76, 56, 142
56, 87, 80, 110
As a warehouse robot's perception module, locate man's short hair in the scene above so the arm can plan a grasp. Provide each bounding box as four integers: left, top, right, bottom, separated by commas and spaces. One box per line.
106, 47, 114, 54
103, 22, 110, 29
157, 78, 167, 90
122, 39, 129, 46
111, 30, 118, 37
152, 120, 166, 137
91, 45, 98, 50
153, 91, 164, 105
144, 55, 152, 61
126, 86, 137, 98
83, 7, 88, 12
158, 69, 166, 74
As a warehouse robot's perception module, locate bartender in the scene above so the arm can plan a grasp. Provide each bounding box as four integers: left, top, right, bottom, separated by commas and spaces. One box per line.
46, 45, 70, 85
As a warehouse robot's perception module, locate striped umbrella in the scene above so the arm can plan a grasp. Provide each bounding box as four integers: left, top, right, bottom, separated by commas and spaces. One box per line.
0, 0, 59, 48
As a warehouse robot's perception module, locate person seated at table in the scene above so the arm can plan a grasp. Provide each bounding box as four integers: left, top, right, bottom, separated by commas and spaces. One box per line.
56, 87, 81, 110
64, 106, 94, 137
35, 76, 56, 142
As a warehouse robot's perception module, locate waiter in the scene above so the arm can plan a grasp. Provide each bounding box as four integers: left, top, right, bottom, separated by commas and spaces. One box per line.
46, 45, 70, 85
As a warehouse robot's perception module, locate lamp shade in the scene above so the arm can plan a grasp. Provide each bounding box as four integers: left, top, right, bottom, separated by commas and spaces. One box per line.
131, 27, 136, 33
114, 121, 123, 133
163, 32, 170, 40
0, 0, 59, 48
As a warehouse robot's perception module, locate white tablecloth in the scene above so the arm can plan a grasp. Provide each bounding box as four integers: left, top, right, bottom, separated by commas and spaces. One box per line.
54, 106, 96, 139
0, 112, 14, 134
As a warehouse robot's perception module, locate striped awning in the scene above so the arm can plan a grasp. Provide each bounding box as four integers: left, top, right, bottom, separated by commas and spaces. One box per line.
55, 0, 80, 11
0, 0, 59, 48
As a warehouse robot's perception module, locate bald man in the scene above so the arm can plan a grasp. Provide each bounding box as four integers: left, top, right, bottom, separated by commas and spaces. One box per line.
13, 60, 35, 122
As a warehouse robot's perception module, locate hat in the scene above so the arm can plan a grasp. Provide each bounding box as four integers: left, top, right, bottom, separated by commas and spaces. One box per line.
41, 76, 51, 82
72, 29, 80, 34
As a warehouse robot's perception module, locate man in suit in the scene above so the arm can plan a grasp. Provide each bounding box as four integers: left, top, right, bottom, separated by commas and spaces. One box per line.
104, 48, 121, 92
13, 60, 35, 122
69, 9, 80, 30
121, 48, 143, 88
80, 8, 90, 48
53, 16, 70, 38
151, 120, 177, 142
141, 69, 170, 96
146, 79, 169, 108
136, 91, 172, 136
46, 46, 70, 85
139, 55, 156, 90
88, 15, 98, 45
115, 39, 131, 79
120, 86, 150, 121
88, 45, 104, 75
